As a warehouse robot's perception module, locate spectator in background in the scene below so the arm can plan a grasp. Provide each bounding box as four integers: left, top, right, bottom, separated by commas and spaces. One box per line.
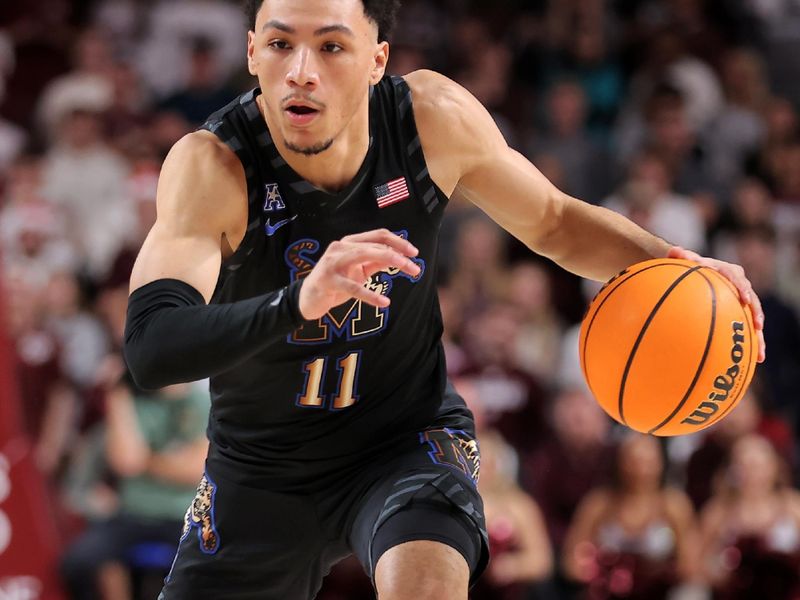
44, 271, 109, 391
446, 214, 510, 317
733, 224, 800, 422
35, 27, 115, 141
133, 0, 245, 99
5, 273, 77, 477
770, 140, 800, 203
506, 261, 564, 384
104, 59, 154, 145
471, 428, 554, 600
438, 284, 468, 377
0, 154, 78, 289
604, 152, 705, 252
710, 177, 775, 261
617, 27, 723, 156
41, 107, 136, 279
0, 32, 26, 174
61, 377, 209, 600
527, 80, 612, 203
451, 17, 517, 145
562, 434, 697, 599
542, 22, 624, 142
685, 381, 795, 510
158, 37, 238, 127
640, 84, 713, 198
523, 387, 614, 551
459, 301, 548, 453
746, 96, 798, 194
699, 434, 800, 599
704, 48, 769, 195
0, 1, 73, 130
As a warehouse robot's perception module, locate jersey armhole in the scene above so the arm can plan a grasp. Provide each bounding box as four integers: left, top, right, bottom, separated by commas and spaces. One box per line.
389, 76, 449, 217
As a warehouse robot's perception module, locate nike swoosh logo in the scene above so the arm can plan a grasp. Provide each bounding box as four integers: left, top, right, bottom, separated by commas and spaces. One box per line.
265, 215, 297, 237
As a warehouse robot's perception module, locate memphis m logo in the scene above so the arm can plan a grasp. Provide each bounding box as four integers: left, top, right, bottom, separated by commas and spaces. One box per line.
284, 233, 425, 345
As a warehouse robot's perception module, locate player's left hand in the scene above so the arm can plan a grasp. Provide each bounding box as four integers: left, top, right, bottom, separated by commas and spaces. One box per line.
668, 246, 766, 363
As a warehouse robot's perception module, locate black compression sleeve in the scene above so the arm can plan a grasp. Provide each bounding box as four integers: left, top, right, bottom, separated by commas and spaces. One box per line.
123, 278, 305, 390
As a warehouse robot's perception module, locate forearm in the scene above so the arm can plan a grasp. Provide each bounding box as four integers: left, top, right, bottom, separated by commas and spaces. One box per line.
123, 278, 304, 390
537, 196, 671, 282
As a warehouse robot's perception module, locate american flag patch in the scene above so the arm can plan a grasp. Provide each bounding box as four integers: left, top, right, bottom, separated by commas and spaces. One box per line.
374, 177, 409, 208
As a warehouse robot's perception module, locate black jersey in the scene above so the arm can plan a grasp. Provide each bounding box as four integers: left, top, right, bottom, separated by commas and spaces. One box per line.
199, 76, 472, 492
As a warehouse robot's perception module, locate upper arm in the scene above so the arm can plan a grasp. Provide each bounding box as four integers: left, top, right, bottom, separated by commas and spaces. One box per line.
129, 131, 247, 303
406, 70, 566, 252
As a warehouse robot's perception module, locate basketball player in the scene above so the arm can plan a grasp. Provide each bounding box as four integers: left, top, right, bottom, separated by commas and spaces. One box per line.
123, 1, 766, 598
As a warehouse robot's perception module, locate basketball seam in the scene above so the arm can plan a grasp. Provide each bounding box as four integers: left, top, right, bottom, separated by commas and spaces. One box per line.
647, 269, 716, 434
581, 263, 682, 420
618, 266, 701, 426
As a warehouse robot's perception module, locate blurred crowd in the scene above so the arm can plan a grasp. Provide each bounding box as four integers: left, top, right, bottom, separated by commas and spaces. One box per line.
1, 0, 800, 599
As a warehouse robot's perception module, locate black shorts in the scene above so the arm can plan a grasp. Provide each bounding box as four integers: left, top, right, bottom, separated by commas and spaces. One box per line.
159, 427, 489, 599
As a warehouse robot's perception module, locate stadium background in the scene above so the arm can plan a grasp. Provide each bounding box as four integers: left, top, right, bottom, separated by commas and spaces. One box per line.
1, 0, 799, 598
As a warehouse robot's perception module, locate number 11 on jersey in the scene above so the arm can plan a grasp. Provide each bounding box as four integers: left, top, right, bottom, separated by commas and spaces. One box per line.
297, 351, 362, 410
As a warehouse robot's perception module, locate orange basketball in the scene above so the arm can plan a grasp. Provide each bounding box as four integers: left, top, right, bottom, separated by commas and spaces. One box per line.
579, 258, 758, 436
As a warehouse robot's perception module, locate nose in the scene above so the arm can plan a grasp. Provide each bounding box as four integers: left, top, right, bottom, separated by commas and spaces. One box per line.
285, 47, 319, 90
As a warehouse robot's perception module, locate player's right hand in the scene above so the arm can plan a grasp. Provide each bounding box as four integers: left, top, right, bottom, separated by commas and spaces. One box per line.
297, 229, 420, 320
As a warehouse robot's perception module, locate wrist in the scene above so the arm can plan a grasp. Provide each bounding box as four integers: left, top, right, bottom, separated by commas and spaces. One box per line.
287, 278, 307, 322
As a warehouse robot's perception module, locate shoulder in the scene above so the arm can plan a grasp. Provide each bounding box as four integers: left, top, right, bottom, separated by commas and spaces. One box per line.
403, 70, 467, 111
156, 130, 247, 233
165, 130, 243, 177
404, 69, 503, 147
403, 70, 507, 194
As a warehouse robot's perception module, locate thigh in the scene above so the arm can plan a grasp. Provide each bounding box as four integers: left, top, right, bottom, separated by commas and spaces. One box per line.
349, 427, 490, 588
160, 469, 347, 600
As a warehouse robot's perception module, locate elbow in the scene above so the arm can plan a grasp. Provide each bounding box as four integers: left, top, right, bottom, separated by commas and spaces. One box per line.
527, 191, 569, 260
123, 338, 171, 391
124, 356, 165, 391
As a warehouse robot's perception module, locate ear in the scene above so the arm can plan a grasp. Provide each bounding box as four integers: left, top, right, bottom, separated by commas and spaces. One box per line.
247, 30, 258, 76
370, 41, 389, 84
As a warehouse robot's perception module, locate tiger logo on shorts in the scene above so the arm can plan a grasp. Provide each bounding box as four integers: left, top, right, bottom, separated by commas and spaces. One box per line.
420, 428, 481, 485
181, 473, 221, 554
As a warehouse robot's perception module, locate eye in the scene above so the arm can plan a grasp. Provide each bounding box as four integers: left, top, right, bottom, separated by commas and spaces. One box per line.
322, 43, 343, 53
268, 39, 291, 51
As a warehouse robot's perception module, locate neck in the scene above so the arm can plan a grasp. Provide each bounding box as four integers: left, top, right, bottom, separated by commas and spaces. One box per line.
259, 94, 371, 193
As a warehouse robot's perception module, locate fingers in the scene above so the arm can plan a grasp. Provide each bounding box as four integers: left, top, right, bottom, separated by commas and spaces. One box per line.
336, 244, 421, 279
756, 329, 766, 363
334, 275, 391, 308
667, 246, 701, 262
341, 229, 419, 257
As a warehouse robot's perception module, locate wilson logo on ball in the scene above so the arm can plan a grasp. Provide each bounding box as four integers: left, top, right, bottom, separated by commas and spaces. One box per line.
681, 321, 746, 426
579, 258, 757, 436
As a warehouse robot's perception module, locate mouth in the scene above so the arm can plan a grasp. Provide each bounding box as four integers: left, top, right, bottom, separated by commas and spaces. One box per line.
284, 102, 321, 126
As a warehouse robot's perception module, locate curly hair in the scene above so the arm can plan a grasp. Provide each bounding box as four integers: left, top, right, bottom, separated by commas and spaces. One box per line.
243, 0, 400, 42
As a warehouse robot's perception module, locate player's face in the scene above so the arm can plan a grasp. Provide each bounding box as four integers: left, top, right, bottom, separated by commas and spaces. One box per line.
247, 0, 388, 156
